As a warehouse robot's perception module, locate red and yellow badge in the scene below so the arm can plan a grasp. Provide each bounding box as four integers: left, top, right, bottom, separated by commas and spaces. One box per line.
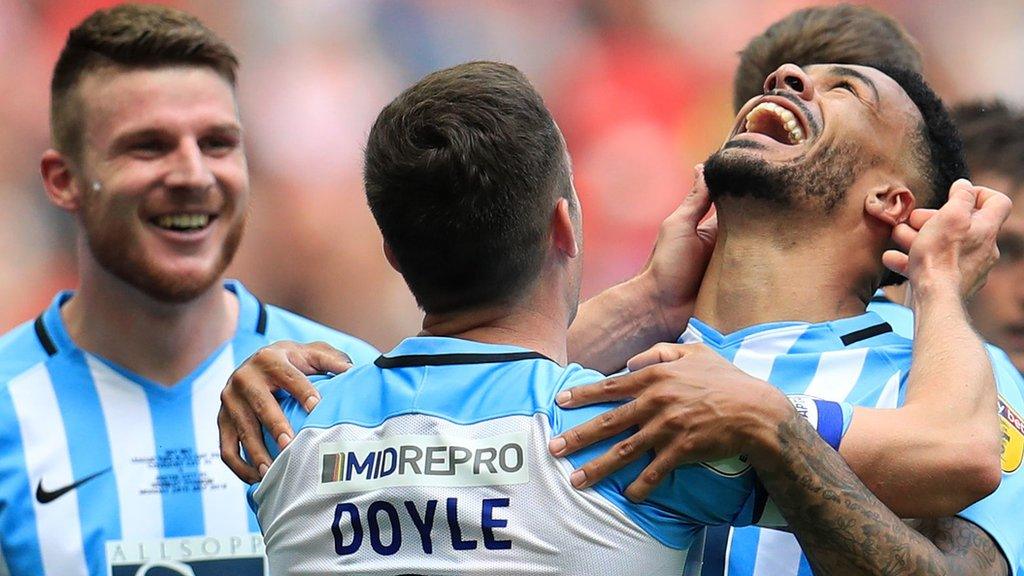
999, 396, 1024, 474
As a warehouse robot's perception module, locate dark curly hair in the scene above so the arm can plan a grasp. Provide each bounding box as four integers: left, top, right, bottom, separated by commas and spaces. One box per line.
873, 64, 967, 210
871, 64, 967, 285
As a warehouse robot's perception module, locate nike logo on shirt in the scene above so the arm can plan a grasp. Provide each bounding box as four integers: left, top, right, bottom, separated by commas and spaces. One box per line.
35, 468, 111, 504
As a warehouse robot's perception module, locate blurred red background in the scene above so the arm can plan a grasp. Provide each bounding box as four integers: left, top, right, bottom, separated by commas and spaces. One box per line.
2, 0, 1022, 349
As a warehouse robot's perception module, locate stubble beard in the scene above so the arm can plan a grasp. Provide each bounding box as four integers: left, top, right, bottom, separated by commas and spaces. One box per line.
80, 202, 246, 304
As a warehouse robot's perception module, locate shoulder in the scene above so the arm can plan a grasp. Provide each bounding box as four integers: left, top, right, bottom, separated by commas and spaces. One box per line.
548, 364, 617, 435
866, 298, 915, 339
557, 363, 607, 391
0, 318, 52, 388
985, 345, 1024, 396
0, 319, 54, 443
312, 358, 584, 427
262, 304, 380, 365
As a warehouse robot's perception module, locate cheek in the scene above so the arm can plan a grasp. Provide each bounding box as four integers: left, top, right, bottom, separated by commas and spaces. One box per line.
215, 159, 250, 202
82, 189, 137, 223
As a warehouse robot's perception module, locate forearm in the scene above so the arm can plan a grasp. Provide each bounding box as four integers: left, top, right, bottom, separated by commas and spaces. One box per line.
567, 274, 688, 373
750, 410, 958, 576
907, 279, 998, 451
840, 281, 1000, 516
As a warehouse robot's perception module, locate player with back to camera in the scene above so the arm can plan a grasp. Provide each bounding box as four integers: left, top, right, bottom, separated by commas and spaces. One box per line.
216, 4, 1015, 573
247, 61, 1009, 575
0, 5, 378, 576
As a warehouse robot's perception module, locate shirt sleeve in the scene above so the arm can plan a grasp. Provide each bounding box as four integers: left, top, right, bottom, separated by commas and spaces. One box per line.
956, 347, 1024, 575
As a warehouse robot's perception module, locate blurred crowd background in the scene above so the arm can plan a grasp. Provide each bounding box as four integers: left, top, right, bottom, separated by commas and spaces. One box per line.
2, 0, 1023, 350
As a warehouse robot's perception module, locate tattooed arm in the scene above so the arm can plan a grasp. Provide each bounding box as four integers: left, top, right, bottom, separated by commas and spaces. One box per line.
748, 403, 1008, 576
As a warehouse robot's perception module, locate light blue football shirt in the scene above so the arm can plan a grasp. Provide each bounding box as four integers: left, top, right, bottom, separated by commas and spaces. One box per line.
695, 303, 1024, 576
0, 280, 378, 576
250, 336, 848, 575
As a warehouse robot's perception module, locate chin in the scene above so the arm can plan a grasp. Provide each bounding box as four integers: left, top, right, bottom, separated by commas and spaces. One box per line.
91, 241, 234, 303
87, 213, 245, 303
703, 148, 792, 206
129, 262, 227, 303
705, 138, 856, 214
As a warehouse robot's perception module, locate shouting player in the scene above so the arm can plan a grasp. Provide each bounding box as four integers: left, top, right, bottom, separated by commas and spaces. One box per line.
246, 61, 1008, 574
553, 62, 1022, 575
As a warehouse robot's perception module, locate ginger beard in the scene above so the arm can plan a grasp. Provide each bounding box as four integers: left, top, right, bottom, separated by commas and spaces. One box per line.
78, 179, 247, 304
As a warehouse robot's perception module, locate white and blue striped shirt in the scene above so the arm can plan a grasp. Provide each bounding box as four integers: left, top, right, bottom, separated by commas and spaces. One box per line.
688, 305, 1024, 576
0, 281, 379, 576
249, 337, 850, 575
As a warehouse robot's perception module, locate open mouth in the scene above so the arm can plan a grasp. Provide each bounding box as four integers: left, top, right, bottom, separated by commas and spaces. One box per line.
743, 102, 806, 145
729, 94, 817, 150
150, 213, 216, 232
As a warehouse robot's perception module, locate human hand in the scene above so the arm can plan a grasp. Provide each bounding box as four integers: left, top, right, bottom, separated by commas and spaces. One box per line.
634, 165, 718, 336
218, 341, 352, 483
549, 343, 788, 501
884, 178, 1012, 299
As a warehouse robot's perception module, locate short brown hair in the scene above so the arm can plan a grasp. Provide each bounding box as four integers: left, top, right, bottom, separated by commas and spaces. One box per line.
50, 3, 239, 159
951, 100, 1024, 191
733, 4, 922, 112
364, 61, 571, 314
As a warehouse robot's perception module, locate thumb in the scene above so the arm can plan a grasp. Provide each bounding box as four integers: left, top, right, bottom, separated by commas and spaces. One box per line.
671, 164, 711, 227
882, 249, 909, 276
945, 178, 976, 212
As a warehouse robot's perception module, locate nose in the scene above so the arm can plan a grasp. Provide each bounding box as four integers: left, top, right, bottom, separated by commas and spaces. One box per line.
165, 139, 215, 191
764, 63, 815, 102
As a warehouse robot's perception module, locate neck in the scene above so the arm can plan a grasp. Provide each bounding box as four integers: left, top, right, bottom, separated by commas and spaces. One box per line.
693, 214, 875, 334
420, 289, 570, 365
63, 252, 238, 385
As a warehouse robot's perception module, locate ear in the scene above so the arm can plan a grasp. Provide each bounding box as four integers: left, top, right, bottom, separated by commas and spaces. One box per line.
552, 198, 579, 258
40, 149, 83, 212
382, 239, 402, 273
864, 184, 915, 227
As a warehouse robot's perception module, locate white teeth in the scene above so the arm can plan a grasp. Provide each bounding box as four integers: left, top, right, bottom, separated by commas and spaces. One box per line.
744, 102, 807, 144
155, 214, 210, 231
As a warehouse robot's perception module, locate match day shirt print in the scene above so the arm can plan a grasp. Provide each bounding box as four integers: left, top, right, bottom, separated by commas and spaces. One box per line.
0, 281, 379, 576
250, 337, 765, 575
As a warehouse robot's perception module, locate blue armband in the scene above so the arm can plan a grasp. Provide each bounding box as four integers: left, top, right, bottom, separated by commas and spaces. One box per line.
787, 395, 848, 451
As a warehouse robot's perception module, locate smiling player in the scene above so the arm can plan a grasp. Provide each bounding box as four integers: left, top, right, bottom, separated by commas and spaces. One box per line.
0, 5, 377, 576
241, 59, 1014, 576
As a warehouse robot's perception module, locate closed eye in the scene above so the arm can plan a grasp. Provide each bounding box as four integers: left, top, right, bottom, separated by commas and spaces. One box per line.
833, 81, 857, 95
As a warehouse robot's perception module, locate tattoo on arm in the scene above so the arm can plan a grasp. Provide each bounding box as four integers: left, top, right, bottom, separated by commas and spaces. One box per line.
753, 414, 1007, 576
913, 517, 1007, 576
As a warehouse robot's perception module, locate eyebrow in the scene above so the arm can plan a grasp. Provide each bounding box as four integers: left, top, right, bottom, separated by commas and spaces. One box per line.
827, 65, 880, 103
110, 123, 242, 150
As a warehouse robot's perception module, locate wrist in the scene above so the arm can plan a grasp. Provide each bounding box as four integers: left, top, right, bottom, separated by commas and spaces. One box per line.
907, 268, 962, 301
908, 274, 965, 320
739, 383, 794, 468
633, 269, 693, 341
